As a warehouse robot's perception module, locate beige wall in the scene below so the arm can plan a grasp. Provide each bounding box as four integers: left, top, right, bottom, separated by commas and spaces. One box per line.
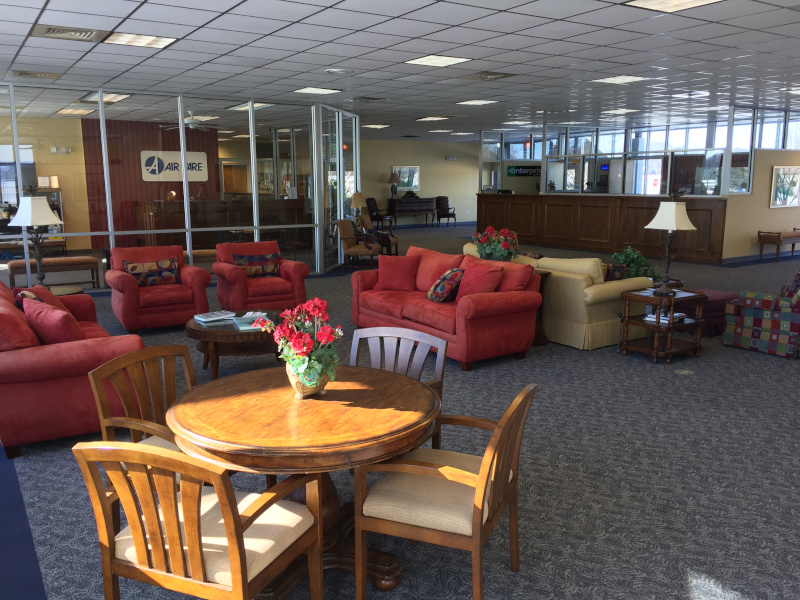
723, 149, 800, 260
18, 118, 90, 250
360, 140, 480, 226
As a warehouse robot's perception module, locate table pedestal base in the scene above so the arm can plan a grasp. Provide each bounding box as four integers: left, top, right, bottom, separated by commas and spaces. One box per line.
256, 475, 402, 600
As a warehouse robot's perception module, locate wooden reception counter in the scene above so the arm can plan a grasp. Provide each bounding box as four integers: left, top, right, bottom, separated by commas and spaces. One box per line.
476, 193, 726, 264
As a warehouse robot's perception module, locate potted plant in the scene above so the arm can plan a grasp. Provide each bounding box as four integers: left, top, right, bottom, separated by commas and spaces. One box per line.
472, 226, 519, 261
611, 246, 660, 279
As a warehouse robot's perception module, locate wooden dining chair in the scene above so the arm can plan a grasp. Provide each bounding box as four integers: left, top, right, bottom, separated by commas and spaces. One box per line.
88, 345, 197, 452
350, 325, 447, 401
337, 219, 382, 271
353, 383, 538, 600
72, 441, 324, 600
361, 213, 398, 255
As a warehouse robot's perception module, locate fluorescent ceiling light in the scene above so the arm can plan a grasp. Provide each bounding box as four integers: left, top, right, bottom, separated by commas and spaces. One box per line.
603, 108, 639, 114
457, 100, 498, 106
429, 129, 452, 133
81, 92, 130, 103
104, 32, 175, 49
217, 138, 231, 141
503, 121, 531, 125
451, 132, 473, 136
188, 115, 217, 121
405, 55, 471, 68
362, 124, 390, 129
57, 108, 95, 116
324, 68, 353, 75
227, 102, 273, 111
559, 121, 586, 125
592, 75, 651, 84
417, 116, 449, 121
624, 0, 722, 13
233, 134, 258, 138
217, 129, 234, 133
671, 91, 709, 99
293, 87, 341, 94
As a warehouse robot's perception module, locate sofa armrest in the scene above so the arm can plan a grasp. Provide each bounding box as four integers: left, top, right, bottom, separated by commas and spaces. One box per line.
279, 259, 310, 297
583, 277, 653, 306
0, 334, 144, 384
351, 270, 380, 327
178, 264, 211, 310
105, 269, 139, 295
60, 294, 97, 322
212, 261, 246, 285
457, 290, 542, 320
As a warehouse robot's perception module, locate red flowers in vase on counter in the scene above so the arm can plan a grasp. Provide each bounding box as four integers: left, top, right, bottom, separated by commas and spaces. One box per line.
472, 226, 519, 261
267, 298, 343, 387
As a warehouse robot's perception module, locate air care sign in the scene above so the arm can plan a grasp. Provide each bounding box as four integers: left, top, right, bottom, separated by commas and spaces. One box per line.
140, 151, 208, 182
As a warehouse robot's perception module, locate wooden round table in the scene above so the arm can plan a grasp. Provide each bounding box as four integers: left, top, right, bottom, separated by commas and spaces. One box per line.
184, 312, 279, 380
167, 365, 440, 595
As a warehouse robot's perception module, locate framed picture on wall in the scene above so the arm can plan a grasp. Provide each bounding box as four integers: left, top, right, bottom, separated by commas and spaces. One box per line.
392, 166, 420, 191
770, 166, 800, 208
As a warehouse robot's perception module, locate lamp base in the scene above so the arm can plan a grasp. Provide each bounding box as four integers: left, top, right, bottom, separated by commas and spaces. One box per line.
652, 276, 676, 296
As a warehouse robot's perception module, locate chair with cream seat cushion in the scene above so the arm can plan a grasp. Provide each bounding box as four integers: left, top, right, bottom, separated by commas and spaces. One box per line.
354, 383, 538, 600
72, 441, 323, 600
337, 219, 382, 271
89, 345, 196, 452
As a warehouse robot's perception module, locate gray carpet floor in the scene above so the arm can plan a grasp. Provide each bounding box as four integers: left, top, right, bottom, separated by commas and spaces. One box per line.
10, 225, 800, 600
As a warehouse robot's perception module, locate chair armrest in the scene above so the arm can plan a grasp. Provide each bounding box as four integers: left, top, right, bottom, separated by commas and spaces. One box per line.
179, 264, 211, 290
0, 334, 144, 383
436, 414, 496, 431
104, 269, 139, 294
279, 258, 310, 287
584, 277, 653, 306
212, 261, 246, 284
351, 270, 379, 293
60, 294, 97, 322
457, 290, 542, 320
357, 459, 479, 487
239, 473, 319, 530
105, 419, 175, 444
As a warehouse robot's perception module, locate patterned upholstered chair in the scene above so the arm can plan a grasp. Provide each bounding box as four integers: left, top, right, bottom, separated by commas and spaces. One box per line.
435, 196, 456, 227
722, 268, 800, 358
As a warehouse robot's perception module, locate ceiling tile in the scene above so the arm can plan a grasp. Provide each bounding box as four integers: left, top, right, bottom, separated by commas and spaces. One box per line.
272, 22, 353, 42
207, 14, 292, 35
130, 4, 219, 26
37, 10, 123, 29
115, 18, 197, 38
302, 8, 390, 29
463, 12, 550, 33
230, 0, 323, 21
365, 19, 447, 37
185, 27, 264, 45
404, 2, 497, 26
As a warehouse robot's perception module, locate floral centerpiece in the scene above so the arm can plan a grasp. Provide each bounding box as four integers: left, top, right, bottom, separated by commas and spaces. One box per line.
472, 226, 519, 261
267, 298, 343, 399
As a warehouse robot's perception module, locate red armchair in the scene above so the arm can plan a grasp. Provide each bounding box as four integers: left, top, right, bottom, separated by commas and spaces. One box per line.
213, 241, 310, 311
105, 245, 211, 333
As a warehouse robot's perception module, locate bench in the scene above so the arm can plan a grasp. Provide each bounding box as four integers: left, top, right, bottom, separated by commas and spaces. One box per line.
182, 249, 217, 263
8, 256, 99, 288
758, 229, 800, 262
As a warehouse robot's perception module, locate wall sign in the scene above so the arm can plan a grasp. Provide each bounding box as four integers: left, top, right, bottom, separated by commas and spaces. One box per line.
507, 165, 541, 177
140, 151, 208, 182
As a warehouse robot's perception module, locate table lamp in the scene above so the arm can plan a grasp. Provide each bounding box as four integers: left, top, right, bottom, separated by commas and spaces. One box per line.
350, 192, 367, 230
644, 200, 696, 296
388, 172, 401, 199
9, 196, 63, 285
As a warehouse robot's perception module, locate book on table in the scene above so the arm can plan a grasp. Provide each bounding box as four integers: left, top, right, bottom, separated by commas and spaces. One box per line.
644, 312, 686, 323
232, 312, 273, 331
194, 310, 235, 324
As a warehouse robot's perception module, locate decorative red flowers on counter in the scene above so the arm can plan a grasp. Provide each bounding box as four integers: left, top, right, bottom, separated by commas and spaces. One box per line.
472, 226, 519, 261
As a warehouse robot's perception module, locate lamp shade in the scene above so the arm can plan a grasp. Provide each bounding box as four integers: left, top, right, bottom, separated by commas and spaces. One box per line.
644, 201, 695, 232
350, 192, 367, 209
388, 172, 401, 184
9, 196, 63, 228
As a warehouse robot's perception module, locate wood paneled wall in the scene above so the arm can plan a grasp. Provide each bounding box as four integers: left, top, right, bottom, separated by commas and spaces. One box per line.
477, 193, 727, 264
81, 120, 220, 248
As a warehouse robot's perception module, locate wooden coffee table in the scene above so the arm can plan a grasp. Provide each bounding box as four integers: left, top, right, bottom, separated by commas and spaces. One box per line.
184, 311, 279, 380
168, 365, 440, 597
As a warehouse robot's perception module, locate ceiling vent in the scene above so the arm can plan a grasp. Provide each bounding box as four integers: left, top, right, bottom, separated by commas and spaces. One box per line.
30, 24, 110, 43
460, 71, 515, 82
10, 70, 61, 79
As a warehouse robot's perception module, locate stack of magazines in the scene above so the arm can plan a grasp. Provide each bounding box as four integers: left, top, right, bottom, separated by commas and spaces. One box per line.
644, 312, 686, 324
232, 312, 273, 331
194, 310, 235, 324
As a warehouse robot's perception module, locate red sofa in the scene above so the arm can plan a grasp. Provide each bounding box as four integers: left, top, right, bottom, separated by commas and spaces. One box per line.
351, 247, 542, 371
0, 281, 144, 458
105, 245, 211, 333
213, 241, 309, 311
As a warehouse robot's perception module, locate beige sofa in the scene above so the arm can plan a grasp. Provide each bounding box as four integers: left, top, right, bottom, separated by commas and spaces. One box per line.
463, 243, 652, 350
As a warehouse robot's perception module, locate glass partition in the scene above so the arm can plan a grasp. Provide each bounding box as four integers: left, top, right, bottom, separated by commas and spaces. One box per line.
321, 106, 339, 271
0, 84, 18, 253
480, 131, 502, 191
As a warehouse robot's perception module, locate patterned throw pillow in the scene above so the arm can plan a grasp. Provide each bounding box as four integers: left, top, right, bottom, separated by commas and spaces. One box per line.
519, 252, 544, 259
603, 263, 628, 281
122, 256, 180, 287
426, 268, 464, 303
233, 252, 281, 277
14, 290, 43, 311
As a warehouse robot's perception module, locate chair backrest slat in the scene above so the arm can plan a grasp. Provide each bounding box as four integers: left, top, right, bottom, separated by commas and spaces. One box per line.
367, 337, 383, 370
127, 463, 170, 571
104, 461, 153, 568
150, 467, 186, 577
179, 478, 207, 582
406, 341, 431, 380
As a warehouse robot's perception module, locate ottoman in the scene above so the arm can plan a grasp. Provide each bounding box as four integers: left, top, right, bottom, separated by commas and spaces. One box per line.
678, 288, 737, 337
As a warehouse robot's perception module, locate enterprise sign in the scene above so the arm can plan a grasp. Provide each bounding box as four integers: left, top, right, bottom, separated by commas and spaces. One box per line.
140, 151, 208, 182
507, 165, 541, 177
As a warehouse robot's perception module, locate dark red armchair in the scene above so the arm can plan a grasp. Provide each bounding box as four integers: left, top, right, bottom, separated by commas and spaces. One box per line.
105, 245, 211, 333
213, 241, 309, 311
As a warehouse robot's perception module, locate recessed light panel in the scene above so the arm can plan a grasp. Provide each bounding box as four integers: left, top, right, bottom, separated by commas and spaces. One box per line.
592, 75, 651, 84
603, 108, 639, 114
58, 108, 95, 116
227, 102, 273, 111
429, 129, 452, 133
624, 0, 722, 13
417, 116, 449, 121
188, 115, 217, 122
457, 100, 498, 106
104, 32, 176, 49
451, 132, 473, 135
82, 92, 130, 103
405, 55, 471, 68
293, 87, 341, 94
362, 124, 390, 129
503, 121, 531, 125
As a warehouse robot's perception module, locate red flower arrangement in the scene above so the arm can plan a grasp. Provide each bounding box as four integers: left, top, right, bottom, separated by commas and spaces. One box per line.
472, 226, 519, 261
267, 298, 343, 386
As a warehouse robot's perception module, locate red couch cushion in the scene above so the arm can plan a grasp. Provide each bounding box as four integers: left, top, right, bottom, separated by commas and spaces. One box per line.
456, 260, 504, 303
110, 245, 185, 270
79, 322, 111, 339
360, 290, 420, 320
375, 254, 420, 291
247, 276, 294, 297
12, 285, 68, 311
0, 302, 41, 351
217, 241, 280, 264
23, 298, 86, 345
0, 283, 15, 305
460, 254, 533, 292
407, 246, 464, 293
138, 284, 194, 308
402, 297, 457, 334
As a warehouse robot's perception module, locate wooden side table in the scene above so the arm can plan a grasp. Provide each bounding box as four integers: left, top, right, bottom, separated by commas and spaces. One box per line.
620, 288, 707, 364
